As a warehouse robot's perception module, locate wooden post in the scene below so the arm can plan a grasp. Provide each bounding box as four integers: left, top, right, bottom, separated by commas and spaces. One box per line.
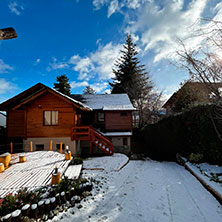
50, 140, 53, 151
19, 155, 26, 163
60, 142, 63, 154
30, 141, 33, 152
10, 142, 13, 154
51, 172, 61, 185
0, 163, 4, 173
65, 151, 71, 160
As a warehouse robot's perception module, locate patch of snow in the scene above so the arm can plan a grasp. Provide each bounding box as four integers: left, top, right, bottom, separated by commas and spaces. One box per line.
103, 105, 136, 111
0, 112, 6, 127
71, 94, 135, 111
83, 153, 129, 172
185, 162, 222, 199
103, 132, 132, 136
52, 155, 222, 222
51, 88, 92, 111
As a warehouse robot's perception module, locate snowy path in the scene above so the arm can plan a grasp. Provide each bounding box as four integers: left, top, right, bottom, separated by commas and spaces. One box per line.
54, 156, 222, 222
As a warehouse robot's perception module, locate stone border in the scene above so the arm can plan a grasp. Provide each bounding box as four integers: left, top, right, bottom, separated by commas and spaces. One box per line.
0, 181, 93, 221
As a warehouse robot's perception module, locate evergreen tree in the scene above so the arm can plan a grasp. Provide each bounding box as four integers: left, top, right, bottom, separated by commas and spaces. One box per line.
110, 34, 154, 127
83, 86, 96, 94
53, 74, 71, 96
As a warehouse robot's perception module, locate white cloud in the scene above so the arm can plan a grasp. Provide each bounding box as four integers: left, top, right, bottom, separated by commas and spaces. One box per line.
70, 81, 88, 88
73, 57, 94, 80
125, 0, 212, 62
69, 55, 80, 64
107, 0, 119, 17
34, 58, 40, 65
8, 1, 24, 15
126, 0, 145, 9
0, 79, 16, 94
47, 58, 69, 71
93, 0, 150, 17
94, 1, 222, 63
93, 0, 109, 10
0, 59, 13, 73
91, 82, 109, 93
70, 42, 122, 81
70, 80, 109, 93
46, 42, 122, 82
91, 42, 122, 79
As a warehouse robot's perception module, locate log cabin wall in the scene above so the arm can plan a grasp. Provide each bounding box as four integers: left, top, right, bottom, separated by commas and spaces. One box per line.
26, 92, 75, 138
105, 111, 132, 131
7, 109, 25, 138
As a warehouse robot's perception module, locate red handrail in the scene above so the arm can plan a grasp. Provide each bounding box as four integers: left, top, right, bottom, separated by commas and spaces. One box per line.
71, 126, 113, 155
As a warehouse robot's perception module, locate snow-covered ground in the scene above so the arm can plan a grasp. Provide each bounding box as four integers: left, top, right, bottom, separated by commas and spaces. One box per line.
52, 154, 222, 222
185, 161, 222, 200
196, 162, 222, 189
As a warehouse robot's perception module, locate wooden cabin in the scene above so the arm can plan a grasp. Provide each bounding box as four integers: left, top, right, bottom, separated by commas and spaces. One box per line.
0, 83, 135, 156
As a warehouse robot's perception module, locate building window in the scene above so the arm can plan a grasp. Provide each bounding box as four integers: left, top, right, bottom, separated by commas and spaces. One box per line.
121, 112, 127, 116
44, 111, 58, 125
123, 138, 127, 146
97, 112, 105, 122
36, 144, 44, 151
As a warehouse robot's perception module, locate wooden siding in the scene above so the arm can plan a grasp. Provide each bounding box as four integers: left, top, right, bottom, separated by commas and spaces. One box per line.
105, 111, 132, 131
26, 92, 76, 138
7, 109, 25, 137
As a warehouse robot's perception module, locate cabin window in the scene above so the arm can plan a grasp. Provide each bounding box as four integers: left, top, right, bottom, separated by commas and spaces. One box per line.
121, 112, 127, 116
97, 112, 105, 122
123, 138, 127, 146
44, 111, 58, 126
36, 144, 44, 151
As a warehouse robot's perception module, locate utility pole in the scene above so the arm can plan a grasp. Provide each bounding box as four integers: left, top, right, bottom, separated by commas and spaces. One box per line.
0, 27, 17, 40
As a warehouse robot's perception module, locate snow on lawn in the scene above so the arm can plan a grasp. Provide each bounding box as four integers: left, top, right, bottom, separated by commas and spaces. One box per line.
52, 154, 222, 222
82, 153, 129, 171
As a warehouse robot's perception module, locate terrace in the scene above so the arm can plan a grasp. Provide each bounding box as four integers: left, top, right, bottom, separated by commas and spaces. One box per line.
0, 151, 81, 198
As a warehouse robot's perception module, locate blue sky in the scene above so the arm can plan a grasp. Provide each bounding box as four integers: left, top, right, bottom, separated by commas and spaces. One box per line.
0, 0, 222, 103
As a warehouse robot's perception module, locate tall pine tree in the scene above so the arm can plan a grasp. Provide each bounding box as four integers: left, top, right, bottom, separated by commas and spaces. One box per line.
110, 34, 154, 127
53, 74, 71, 96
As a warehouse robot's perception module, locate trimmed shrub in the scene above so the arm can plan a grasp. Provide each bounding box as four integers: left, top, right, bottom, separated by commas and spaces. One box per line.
69, 157, 83, 165
188, 153, 204, 163
137, 104, 222, 164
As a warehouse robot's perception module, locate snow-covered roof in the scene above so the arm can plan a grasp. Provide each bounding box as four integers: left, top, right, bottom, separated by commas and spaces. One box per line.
71, 94, 136, 111
0, 112, 6, 127
103, 132, 132, 136
50, 88, 92, 111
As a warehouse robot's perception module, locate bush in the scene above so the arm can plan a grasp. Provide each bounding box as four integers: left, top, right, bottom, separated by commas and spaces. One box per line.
0, 194, 18, 216
137, 104, 222, 164
188, 153, 204, 163
17, 188, 40, 205
0, 176, 92, 217
69, 157, 83, 165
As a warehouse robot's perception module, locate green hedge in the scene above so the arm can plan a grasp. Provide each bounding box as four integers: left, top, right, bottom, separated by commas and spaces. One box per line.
137, 104, 222, 164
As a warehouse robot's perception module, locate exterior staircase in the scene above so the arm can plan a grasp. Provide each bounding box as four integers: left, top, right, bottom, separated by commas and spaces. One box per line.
71, 126, 114, 156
